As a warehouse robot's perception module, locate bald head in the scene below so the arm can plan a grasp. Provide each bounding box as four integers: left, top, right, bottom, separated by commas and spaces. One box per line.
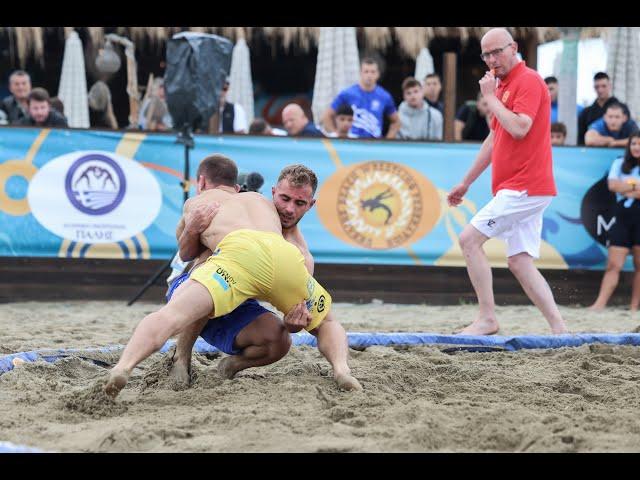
480, 28, 519, 78
282, 103, 309, 136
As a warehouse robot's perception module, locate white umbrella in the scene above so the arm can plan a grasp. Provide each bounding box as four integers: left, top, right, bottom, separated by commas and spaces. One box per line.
311, 27, 360, 126
227, 36, 254, 124
57, 30, 89, 128
414, 47, 434, 84
606, 27, 640, 122
557, 29, 579, 145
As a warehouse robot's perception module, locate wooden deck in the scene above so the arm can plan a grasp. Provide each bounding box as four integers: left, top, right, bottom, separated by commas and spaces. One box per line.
0, 257, 631, 307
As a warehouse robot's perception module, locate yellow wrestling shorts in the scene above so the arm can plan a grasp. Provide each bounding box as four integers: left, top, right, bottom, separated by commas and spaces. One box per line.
190, 229, 332, 331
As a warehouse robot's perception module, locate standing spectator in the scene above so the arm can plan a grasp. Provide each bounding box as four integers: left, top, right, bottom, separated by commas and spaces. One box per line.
282, 103, 324, 137
321, 57, 400, 139
138, 78, 172, 131
88, 81, 118, 129
1, 70, 31, 125
585, 102, 639, 147
590, 132, 640, 312
454, 92, 491, 141
544, 76, 583, 123
578, 72, 631, 145
550, 122, 567, 146
208, 78, 247, 134
18, 88, 67, 128
423, 73, 444, 114
397, 77, 443, 140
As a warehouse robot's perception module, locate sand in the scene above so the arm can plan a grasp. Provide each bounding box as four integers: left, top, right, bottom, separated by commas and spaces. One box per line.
1, 300, 640, 452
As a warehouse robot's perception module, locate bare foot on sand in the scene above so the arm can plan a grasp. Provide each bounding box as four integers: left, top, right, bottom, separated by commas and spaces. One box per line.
456, 318, 499, 335
588, 304, 605, 312
217, 357, 239, 380
335, 373, 363, 391
104, 369, 129, 399
168, 359, 191, 387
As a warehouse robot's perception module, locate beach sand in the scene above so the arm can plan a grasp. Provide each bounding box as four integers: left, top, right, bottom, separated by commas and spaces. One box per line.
1, 301, 640, 452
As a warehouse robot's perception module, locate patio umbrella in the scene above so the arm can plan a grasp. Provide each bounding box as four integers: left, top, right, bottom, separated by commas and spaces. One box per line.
227, 34, 254, 124
606, 27, 640, 122
57, 30, 89, 128
311, 27, 360, 126
557, 29, 579, 145
414, 47, 435, 83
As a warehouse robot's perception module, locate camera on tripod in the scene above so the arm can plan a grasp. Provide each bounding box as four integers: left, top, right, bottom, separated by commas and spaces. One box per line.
238, 172, 265, 193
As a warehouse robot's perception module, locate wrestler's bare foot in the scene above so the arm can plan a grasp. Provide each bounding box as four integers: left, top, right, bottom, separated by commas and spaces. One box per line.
456, 318, 499, 335
217, 356, 239, 380
335, 373, 363, 391
104, 369, 130, 399
168, 359, 191, 387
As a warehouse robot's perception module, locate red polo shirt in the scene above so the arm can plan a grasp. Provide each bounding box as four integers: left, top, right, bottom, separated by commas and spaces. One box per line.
490, 61, 557, 196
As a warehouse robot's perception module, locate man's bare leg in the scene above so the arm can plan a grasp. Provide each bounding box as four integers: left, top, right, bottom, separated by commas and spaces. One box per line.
590, 247, 628, 311
168, 316, 209, 386
217, 312, 291, 379
310, 313, 362, 391
507, 252, 568, 334
457, 225, 499, 335
104, 280, 213, 398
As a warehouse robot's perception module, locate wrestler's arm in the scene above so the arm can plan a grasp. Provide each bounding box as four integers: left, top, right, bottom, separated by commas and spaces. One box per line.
176, 199, 219, 261
291, 228, 315, 275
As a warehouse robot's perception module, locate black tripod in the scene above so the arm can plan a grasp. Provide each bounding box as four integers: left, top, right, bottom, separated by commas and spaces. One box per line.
127, 124, 194, 306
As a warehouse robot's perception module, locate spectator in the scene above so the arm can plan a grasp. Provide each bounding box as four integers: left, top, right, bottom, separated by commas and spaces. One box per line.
248, 118, 287, 136
397, 76, 443, 140
282, 103, 324, 137
550, 122, 567, 146
585, 102, 639, 147
590, 131, 640, 311
544, 76, 583, 123
0, 109, 7, 126
208, 78, 247, 134
326, 104, 358, 138
454, 92, 491, 141
138, 78, 172, 131
18, 87, 67, 128
321, 57, 400, 139
578, 72, 631, 145
1, 70, 31, 125
49, 97, 65, 117
88, 81, 118, 129
423, 73, 444, 114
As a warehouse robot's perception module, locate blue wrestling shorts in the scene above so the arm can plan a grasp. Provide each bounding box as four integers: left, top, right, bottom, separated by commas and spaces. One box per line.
166, 272, 270, 355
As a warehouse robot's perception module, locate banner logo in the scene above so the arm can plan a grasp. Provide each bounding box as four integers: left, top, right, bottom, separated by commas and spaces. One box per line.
318, 161, 440, 249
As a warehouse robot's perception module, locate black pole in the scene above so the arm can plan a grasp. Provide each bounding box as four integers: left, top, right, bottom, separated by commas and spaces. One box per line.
127, 124, 194, 306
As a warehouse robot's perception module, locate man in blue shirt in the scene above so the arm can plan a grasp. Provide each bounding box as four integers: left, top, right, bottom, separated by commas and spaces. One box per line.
544, 76, 583, 124
322, 57, 400, 139
585, 102, 639, 147
281, 103, 324, 137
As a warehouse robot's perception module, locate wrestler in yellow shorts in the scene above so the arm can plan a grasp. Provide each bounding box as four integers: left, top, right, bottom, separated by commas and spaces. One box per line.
190, 229, 331, 332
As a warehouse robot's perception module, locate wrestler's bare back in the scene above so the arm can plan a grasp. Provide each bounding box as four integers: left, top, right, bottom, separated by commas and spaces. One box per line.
184, 189, 282, 253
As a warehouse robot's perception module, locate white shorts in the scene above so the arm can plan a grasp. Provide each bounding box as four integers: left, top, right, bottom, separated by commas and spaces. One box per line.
470, 189, 553, 258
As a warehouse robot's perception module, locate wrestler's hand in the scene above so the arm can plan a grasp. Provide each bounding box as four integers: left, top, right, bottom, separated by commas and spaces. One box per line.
479, 70, 497, 98
447, 183, 468, 207
185, 201, 221, 234
284, 301, 311, 333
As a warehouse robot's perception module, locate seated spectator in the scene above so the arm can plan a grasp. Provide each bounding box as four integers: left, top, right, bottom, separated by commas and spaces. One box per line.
397, 77, 443, 141
50, 97, 65, 117
0, 109, 7, 126
88, 81, 118, 129
18, 87, 67, 128
326, 104, 358, 138
544, 76, 583, 123
550, 122, 567, 146
423, 73, 444, 114
282, 103, 324, 137
454, 93, 491, 141
138, 78, 172, 131
208, 78, 247, 134
578, 72, 631, 145
1, 70, 31, 125
322, 56, 400, 139
585, 102, 639, 147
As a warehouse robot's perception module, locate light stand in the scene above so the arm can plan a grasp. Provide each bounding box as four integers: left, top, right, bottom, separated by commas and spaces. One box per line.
127, 123, 194, 305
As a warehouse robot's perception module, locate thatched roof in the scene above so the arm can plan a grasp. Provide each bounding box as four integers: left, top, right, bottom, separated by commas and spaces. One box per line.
2, 27, 605, 66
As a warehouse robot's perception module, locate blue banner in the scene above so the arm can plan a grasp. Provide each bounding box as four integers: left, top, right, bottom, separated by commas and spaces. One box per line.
0, 127, 626, 270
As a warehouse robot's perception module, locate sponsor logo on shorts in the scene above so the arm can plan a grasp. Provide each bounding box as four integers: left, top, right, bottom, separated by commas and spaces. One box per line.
317, 295, 326, 313
317, 161, 440, 250
487, 219, 496, 228
215, 266, 236, 285
306, 278, 315, 296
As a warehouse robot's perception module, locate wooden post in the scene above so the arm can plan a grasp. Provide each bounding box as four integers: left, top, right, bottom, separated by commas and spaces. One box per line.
443, 52, 457, 142
525, 33, 538, 70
